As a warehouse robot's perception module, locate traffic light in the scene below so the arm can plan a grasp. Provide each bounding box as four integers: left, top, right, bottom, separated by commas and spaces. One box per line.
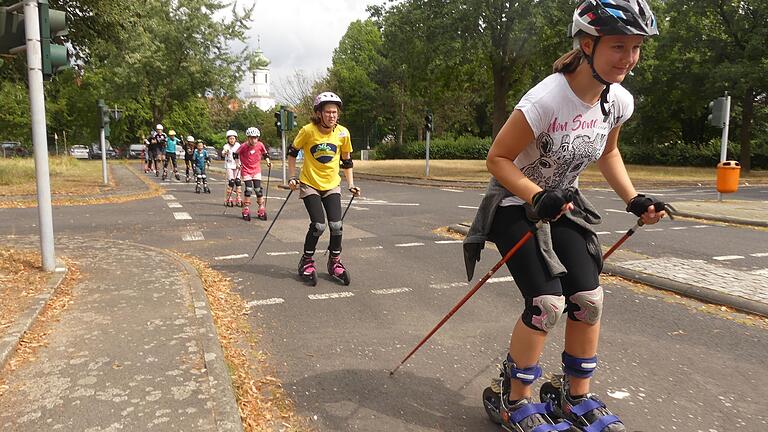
0, 6, 26, 54
286, 110, 298, 131
98, 99, 110, 137
274, 110, 282, 133
38, 0, 69, 80
424, 113, 433, 132
708, 97, 727, 128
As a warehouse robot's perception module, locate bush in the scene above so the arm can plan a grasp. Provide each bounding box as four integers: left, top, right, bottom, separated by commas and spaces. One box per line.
372, 135, 491, 160
621, 139, 722, 166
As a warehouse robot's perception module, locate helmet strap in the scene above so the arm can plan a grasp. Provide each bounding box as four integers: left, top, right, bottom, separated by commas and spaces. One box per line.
582, 36, 612, 116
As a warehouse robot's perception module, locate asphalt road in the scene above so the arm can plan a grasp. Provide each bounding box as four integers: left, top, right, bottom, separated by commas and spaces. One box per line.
1, 171, 767, 431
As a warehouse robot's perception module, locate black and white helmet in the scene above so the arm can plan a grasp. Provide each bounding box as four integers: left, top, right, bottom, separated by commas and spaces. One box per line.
245, 127, 260, 137
569, 0, 658, 38
313, 92, 343, 111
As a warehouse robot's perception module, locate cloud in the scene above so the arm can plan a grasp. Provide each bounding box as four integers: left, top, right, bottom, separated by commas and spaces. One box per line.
236, 0, 376, 99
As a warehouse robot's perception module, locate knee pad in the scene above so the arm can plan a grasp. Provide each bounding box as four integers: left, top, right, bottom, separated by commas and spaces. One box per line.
328, 220, 342, 236
201, 174, 207, 179
523, 295, 566, 332
562, 351, 598, 379
244, 187, 253, 197
568, 286, 604, 325
504, 354, 542, 386
255, 187, 263, 198
234, 178, 242, 187
309, 222, 326, 237
228, 179, 235, 188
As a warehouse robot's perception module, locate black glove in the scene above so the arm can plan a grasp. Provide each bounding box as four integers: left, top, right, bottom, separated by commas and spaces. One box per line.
626, 194, 665, 217
531, 188, 574, 221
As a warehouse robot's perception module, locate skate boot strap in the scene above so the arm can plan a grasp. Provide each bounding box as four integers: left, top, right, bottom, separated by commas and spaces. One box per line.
569, 397, 622, 432
508, 403, 572, 432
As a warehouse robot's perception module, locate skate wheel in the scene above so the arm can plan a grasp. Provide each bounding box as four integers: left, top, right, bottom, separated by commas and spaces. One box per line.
539, 381, 560, 407
482, 386, 502, 425
341, 272, 350, 285
310, 273, 317, 286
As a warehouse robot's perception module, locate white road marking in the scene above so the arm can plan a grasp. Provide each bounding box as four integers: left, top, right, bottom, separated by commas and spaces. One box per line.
435, 240, 463, 244
488, 276, 514, 283
173, 212, 192, 220
644, 228, 664, 232
596, 231, 612, 235
266, 251, 300, 256
750, 252, 768, 257
670, 227, 688, 230
162, 194, 176, 200
751, 269, 768, 276
614, 231, 627, 234
214, 254, 249, 260
607, 390, 631, 400
246, 298, 285, 307
458, 205, 479, 209
371, 287, 412, 295
691, 225, 711, 228
395, 242, 424, 247
182, 231, 205, 241
712, 255, 744, 261
308, 292, 355, 300
430, 282, 468, 290
361, 245, 384, 250
441, 188, 464, 193
604, 209, 625, 213
167, 202, 183, 208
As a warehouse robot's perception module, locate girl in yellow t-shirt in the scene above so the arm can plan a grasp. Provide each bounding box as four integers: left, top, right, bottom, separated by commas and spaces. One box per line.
287, 92, 361, 286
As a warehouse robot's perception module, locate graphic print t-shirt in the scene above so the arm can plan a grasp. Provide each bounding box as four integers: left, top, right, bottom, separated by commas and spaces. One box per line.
292, 123, 352, 191
236, 141, 267, 177
501, 73, 634, 206
223, 142, 241, 169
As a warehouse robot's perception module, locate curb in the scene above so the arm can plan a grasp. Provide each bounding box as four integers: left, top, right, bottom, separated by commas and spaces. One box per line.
0, 258, 68, 371
670, 209, 768, 228
355, 172, 489, 189
147, 246, 244, 432
445, 224, 768, 318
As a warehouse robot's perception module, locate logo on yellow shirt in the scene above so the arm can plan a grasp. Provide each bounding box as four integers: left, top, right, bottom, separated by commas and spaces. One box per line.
310, 142, 337, 164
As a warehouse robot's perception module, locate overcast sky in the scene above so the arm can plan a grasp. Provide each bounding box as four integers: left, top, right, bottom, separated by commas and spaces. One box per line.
235, 1, 378, 100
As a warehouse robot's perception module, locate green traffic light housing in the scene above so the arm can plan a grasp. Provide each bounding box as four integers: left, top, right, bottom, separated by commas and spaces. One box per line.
38, 0, 69, 80
0, 6, 26, 54
708, 97, 727, 128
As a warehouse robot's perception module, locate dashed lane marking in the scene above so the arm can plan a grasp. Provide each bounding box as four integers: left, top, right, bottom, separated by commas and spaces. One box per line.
750, 252, 768, 257
395, 242, 425, 247
246, 298, 284, 307
670, 227, 688, 230
167, 202, 183, 208
362, 245, 384, 250
441, 188, 464, 193
604, 209, 624, 213
488, 276, 514, 283
752, 269, 768, 276
173, 212, 192, 220
712, 255, 745, 261
371, 287, 412, 295
162, 194, 176, 200
430, 282, 468, 289
308, 292, 355, 300
691, 225, 712, 228
182, 231, 205, 241
596, 231, 612, 235
435, 240, 463, 244
266, 251, 300, 256
458, 205, 479, 209
214, 254, 249, 260
644, 228, 664, 232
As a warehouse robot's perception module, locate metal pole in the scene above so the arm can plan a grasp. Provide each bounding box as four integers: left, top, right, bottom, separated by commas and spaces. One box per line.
100, 127, 108, 184
717, 92, 731, 201
425, 130, 430, 177
281, 129, 287, 185
63, 129, 67, 155
23, 0, 56, 271
54, 132, 58, 156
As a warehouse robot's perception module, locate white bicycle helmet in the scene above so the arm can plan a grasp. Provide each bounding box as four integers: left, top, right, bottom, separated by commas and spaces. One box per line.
186, 135, 195, 142
156, 124, 164, 130
245, 127, 260, 137
313, 92, 343, 111
569, 0, 658, 38
226, 129, 238, 138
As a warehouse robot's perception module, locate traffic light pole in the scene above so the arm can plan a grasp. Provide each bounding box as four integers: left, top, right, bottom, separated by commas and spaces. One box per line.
21, 0, 56, 271
425, 130, 431, 177
100, 127, 108, 184
718, 92, 731, 164
281, 129, 287, 185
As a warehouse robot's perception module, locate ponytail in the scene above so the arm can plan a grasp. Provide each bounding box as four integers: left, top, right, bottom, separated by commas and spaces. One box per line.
552, 48, 584, 74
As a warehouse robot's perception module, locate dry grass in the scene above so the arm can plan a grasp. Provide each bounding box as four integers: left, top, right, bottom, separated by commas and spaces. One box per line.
183, 254, 310, 432
354, 159, 768, 186
0, 157, 108, 196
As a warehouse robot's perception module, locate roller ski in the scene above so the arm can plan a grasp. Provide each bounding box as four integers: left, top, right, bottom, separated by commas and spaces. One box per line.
195, 183, 201, 193
174, 171, 181, 181
256, 206, 267, 221
235, 197, 243, 207
298, 255, 318, 286
327, 255, 350, 285
162, 168, 168, 180
204, 185, 211, 193
242, 207, 251, 221
539, 374, 624, 432
225, 197, 234, 207
482, 356, 574, 431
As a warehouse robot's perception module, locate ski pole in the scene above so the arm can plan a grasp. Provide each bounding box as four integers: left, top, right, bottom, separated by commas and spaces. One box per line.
264, 164, 271, 209
602, 202, 674, 261
341, 194, 355, 221
249, 189, 294, 261
390, 221, 544, 376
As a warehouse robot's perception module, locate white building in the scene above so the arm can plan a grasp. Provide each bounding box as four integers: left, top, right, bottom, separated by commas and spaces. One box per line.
243, 49, 276, 111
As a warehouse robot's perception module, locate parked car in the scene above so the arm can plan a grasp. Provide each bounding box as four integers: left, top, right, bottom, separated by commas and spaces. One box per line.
204, 145, 220, 160
69, 145, 91, 159
175, 146, 185, 160
1, 141, 29, 158
267, 146, 282, 160
128, 144, 145, 159
91, 142, 117, 159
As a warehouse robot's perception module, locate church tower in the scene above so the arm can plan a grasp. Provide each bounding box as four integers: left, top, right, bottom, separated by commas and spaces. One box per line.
244, 45, 276, 111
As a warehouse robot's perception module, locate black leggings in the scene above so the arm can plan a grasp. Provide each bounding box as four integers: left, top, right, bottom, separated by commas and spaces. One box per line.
302, 192, 342, 256
489, 205, 600, 322
163, 152, 177, 170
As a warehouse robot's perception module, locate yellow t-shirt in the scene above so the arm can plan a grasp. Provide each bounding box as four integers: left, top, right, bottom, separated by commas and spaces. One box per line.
291, 123, 353, 191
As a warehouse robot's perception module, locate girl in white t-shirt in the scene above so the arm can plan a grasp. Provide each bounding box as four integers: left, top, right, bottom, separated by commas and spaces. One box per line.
221, 130, 242, 207
470, 1, 667, 431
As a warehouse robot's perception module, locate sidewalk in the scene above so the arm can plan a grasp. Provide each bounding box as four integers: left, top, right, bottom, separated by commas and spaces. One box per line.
0, 237, 242, 431
450, 198, 768, 318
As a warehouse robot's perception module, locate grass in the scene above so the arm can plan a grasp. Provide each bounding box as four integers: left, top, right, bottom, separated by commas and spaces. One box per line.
0, 157, 107, 196
354, 159, 768, 186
